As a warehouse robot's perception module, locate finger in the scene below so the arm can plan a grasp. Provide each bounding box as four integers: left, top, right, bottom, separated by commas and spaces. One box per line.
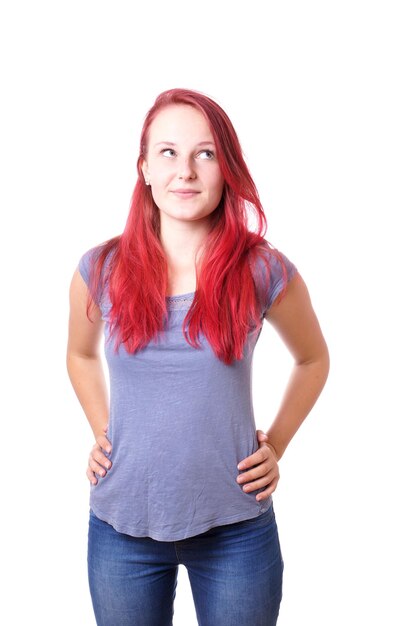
240, 469, 275, 493
237, 459, 275, 485
91, 447, 112, 470
256, 429, 268, 440
95, 435, 112, 454
237, 446, 269, 470
88, 456, 109, 478
255, 477, 280, 501
86, 467, 98, 485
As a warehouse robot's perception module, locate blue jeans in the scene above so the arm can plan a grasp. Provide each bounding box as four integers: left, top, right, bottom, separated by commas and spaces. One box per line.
88, 504, 284, 626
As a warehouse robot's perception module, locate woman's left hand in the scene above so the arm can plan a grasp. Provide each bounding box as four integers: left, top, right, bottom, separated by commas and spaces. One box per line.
236, 430, 280, 501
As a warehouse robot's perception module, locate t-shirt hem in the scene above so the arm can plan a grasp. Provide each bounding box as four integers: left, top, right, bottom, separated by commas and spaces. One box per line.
90, 498, 273, 542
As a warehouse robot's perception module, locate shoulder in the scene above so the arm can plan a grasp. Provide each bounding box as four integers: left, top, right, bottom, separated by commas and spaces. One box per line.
251, 241, 296, 270
78, 240, 117, 285
249, 242, 298, 315
78, 245, 99, 279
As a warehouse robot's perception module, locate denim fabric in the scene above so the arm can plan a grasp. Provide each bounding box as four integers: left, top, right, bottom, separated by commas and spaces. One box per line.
88, 504, 284, 626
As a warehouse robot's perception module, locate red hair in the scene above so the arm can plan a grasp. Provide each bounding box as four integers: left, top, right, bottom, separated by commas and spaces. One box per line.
85, 88, 287, 365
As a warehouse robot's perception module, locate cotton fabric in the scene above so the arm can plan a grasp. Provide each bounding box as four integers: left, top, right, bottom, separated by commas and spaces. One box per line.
78, 245, 297, 541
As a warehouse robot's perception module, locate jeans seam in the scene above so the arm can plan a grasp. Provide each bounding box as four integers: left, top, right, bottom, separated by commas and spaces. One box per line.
173, 541, 181, 564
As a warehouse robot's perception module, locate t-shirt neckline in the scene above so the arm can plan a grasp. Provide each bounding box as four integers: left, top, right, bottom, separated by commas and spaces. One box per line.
165, 291, 196, 301
165, 291, 196, 310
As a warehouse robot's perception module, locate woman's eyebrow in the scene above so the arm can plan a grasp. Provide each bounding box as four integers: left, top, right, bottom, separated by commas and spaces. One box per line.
154, 141, 215, 147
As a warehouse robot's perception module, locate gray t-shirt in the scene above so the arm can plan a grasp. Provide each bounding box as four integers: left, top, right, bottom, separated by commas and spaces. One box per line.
78, 245, 297, 541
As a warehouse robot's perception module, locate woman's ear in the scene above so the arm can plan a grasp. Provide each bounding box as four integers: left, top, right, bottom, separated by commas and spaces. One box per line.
141, 160, 150, 185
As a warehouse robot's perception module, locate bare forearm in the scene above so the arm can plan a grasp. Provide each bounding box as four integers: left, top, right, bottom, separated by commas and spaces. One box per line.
266, 354, 329, 462
66, 353, 109, 439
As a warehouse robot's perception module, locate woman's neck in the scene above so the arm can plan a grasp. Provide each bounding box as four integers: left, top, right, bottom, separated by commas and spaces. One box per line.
159, 217, 210, 267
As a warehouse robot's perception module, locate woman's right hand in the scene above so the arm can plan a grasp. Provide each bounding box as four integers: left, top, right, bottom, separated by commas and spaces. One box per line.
86, 427, 112, 485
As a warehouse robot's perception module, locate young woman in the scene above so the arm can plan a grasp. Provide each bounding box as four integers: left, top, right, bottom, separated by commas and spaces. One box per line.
67, 88, 329, 626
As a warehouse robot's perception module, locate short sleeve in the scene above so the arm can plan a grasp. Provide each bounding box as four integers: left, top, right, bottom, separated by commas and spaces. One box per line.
78, 247, 97, 289
265, 251, 297, 312
251, 247, 298, 317
77, 246, 103, 307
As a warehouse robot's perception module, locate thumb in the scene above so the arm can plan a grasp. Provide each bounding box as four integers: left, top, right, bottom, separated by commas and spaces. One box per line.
256, 429, 268, 441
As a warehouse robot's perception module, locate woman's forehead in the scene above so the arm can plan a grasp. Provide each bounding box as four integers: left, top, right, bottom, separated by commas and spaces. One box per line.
147, 104, 213, 144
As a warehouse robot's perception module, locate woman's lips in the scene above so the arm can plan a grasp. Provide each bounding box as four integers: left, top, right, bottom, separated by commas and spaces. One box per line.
171, 189, 200, 198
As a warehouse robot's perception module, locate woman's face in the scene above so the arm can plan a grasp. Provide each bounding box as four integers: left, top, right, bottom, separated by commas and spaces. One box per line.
142, 104, 224, 228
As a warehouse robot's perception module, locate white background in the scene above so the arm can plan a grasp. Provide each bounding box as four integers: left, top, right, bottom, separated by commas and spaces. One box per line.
1, 1, 414, 624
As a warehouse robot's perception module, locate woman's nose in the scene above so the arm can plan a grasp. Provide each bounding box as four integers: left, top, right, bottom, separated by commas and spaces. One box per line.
178, 159, 196, 180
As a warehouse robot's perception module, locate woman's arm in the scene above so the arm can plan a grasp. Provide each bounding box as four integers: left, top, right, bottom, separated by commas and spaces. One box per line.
66, 268, 112, 484
236, 272, 330, 499
263, 271, 330, 461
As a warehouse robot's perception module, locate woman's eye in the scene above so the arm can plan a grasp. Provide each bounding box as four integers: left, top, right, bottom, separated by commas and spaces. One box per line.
198, 150, 214, 160
161, 149, 176, 157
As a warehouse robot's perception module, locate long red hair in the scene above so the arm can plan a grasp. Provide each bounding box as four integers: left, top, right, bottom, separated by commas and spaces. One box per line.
85, 88, 286, 365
